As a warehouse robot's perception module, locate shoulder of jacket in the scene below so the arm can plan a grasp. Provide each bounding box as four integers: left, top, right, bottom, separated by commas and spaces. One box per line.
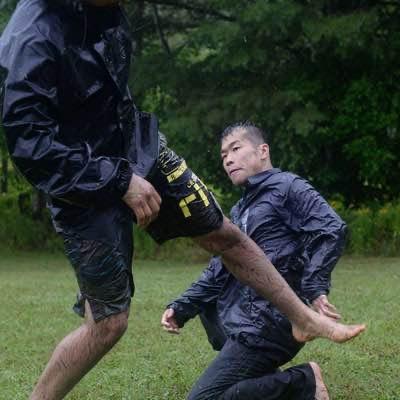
258, 170, 297, 194
0, 2, 64, 73
4, 0, 65, 44
278, 171, 310, 190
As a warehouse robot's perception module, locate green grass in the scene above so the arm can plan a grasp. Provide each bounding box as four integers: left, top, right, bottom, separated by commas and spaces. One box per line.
0, 254, 399, 399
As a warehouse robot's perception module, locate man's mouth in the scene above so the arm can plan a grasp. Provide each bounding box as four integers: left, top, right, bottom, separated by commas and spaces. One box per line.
229, 168, 241, 176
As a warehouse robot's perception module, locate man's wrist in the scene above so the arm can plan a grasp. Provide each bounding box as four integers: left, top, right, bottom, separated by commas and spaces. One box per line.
308, 291, 328, 303
116, 161, 133, 198
166, 303, 187, 328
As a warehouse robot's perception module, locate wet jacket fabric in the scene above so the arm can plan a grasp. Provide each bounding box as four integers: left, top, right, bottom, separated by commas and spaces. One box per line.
168, 168, 347, 347
0, 0, 159, 218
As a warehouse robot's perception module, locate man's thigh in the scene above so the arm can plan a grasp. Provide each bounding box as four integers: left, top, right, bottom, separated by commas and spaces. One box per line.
61, 204, 134, 322
187, 337, 279, 400
146, 142, 224, 244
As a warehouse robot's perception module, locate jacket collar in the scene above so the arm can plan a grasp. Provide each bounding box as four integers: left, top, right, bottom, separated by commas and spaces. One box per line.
51, 0, 84, 15
246, 168, 281, 187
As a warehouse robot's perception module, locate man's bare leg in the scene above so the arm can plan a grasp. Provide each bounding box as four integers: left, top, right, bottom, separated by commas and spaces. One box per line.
309, 362, 329, 400
194, 218, 365, 343
30, 302, 128, 400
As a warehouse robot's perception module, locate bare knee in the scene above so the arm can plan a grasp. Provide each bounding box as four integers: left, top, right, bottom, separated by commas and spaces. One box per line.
90, 311, 129, 348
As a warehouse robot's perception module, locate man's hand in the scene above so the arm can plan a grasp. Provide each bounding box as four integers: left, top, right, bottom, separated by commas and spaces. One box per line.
123, 173, 162, 228
311, 294, 341, 321
161, 308, 180, 334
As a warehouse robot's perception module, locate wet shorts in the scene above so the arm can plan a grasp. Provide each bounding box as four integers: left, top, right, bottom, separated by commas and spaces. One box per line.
146, 139, 223, 244
60, 143, 223, 322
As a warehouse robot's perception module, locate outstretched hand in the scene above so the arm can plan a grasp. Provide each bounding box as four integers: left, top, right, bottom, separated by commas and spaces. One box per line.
123, 173, 162, 228
312, 294, 341, 321
161, 308, 180, 334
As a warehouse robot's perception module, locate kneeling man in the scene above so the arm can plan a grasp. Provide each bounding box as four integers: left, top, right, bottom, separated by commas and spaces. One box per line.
162, 121, 349, 400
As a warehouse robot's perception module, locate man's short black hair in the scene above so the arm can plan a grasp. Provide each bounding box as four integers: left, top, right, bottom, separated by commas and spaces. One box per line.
221, 121, 268, 146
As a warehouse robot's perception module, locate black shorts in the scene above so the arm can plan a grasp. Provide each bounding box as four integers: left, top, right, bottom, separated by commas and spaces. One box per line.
146, 141, 223, 244
59, 144, 223, 322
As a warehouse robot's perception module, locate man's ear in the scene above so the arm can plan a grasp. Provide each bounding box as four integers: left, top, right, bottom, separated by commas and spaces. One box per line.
258, 143, 270, 161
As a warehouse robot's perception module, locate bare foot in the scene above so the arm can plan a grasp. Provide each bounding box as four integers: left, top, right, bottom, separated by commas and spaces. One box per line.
292, 311, 366, 343
309, 362, 329, 400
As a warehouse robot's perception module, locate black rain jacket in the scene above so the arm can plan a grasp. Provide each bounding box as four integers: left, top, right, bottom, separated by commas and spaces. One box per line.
168, 169, 347, 349
0, 0, 159, 221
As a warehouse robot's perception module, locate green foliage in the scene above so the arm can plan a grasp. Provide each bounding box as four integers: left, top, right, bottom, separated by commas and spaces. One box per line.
1, 191, 400, 257
131, 0, 400, 206
133, 228, 209, 262
0, 192, 62, 251
1, 1, 400, 248
0, 192, 210, 260
332, 78, 400, 202
341, 201, 400, 256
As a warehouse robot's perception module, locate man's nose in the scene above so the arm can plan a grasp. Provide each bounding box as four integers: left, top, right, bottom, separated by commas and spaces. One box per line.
225, 154, 234, 166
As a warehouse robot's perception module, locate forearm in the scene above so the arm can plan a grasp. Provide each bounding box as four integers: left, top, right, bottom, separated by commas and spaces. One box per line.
3, 118, 133, 208
302, 226, 347, 300
167, 257, 226, 326
287, 177, 347, 300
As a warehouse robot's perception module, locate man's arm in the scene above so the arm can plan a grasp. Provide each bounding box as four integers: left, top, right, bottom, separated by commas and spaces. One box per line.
162, 256, 229, 333
287, 177, 346, 313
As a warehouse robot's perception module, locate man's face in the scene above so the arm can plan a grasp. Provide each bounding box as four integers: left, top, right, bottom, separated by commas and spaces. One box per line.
220, 128, 269, 186
84, 0, 120, 6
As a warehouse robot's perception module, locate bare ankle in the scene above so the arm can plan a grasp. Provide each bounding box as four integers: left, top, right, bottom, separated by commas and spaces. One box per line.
309, 362, 329, 400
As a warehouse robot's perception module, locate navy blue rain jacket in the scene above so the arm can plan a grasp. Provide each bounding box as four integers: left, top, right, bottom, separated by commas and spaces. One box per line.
168, 169, 347, 348
0, 0, 158, 216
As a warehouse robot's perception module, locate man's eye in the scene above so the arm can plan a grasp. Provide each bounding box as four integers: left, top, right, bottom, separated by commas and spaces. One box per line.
233, 147, 240, 152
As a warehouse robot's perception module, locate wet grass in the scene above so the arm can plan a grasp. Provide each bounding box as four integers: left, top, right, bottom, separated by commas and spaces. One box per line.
0, 253, 399, 399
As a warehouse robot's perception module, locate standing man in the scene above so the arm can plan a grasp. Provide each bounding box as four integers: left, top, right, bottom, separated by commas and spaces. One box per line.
162, 121, 350, 400
0, 1, 364, 399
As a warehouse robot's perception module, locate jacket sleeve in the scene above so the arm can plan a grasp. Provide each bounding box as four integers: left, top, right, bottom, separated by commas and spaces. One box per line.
167, 256, 229, 327
0, 31, 132, 207
286, 177, 347, 302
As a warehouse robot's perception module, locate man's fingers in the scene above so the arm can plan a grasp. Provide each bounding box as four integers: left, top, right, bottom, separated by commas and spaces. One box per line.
162, 326, 180, 334
123, 174, 162, 224
161, 309, 178, 329
148, 197, 161, 221
324, 309, 341, 320
139, 191, 161, 227
323, 301, 341, 319
145, 186, 161, 208
165, 316, 179, 330
318, 306, 341, 320
135, 200, 159, 228
161, 310, 180, 334
135, 208, 146, 227
153, 189, 162, 206
325, 302, 338, 312
141, 203, 154, 228
161, 312, 169, 327
149, 196, 161, 211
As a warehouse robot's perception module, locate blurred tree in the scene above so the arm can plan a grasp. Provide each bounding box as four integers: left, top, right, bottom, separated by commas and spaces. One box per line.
130, 0, 400, 206
0, 0, 399, 207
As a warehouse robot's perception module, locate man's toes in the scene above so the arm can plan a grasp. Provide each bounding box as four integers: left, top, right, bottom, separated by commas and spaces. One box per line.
332, 323, 366, 343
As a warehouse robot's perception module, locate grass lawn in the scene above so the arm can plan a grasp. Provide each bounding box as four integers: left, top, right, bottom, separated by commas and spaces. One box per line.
0, 253, 399, 399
